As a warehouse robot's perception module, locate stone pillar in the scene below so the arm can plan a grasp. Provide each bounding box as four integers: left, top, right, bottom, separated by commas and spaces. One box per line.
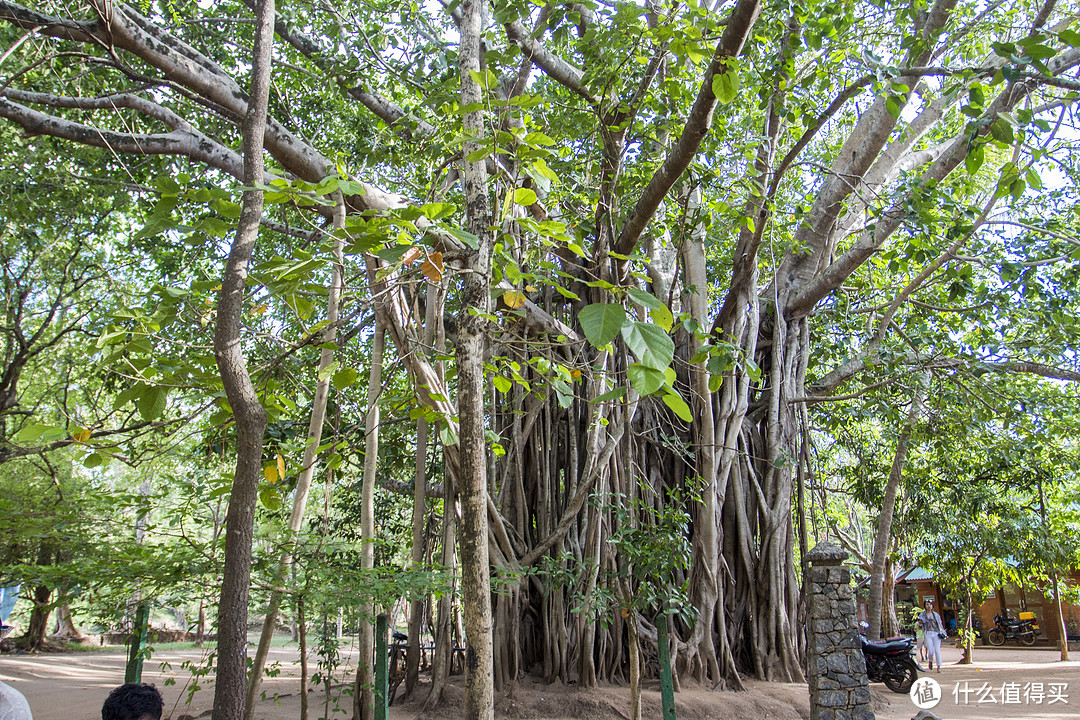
806, 541, 875, 720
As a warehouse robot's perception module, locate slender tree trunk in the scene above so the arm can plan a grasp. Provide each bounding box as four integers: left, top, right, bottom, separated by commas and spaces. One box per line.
423, 285, 453, 713
423, 489, 457, 711
244, 191, 346, 720
866, 376, 926, 640
210, 2, 275, 718
626, 607, 642, 720
457, 0, 495, 716
1037, 478, 1070, 661
405, 283, 437, 698
961, 587, 973, 664
299, 594, 309, 720
196, 599, 206, 647
353, 323, 384, 720
1051, 571, 1070, 661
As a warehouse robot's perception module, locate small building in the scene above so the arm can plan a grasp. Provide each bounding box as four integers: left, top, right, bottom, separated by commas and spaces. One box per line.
859, 567, 1080, 645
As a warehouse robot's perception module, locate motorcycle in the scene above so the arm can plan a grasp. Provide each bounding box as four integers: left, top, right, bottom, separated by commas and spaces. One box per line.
860, 634, 921, 694
986, 611, 1039, 646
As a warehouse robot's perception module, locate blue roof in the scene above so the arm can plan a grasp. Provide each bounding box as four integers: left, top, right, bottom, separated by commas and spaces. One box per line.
897, 567, 933, 582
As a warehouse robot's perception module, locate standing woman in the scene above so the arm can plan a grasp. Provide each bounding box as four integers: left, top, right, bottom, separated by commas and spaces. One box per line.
918, 598, 945, 672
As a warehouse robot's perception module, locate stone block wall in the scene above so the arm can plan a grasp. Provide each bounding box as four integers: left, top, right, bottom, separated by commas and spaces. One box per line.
805, 541, 875, 720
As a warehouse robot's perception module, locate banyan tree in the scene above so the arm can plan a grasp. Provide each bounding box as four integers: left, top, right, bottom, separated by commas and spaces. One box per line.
2, 0, 1079, 718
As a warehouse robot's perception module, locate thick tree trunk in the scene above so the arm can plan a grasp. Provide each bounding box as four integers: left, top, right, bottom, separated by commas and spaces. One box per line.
881, 557, 900, 638
211, 2, 274, 719
51, 604, 85, 640
457, 0, 495, 716
24, 580, 50, 651
867, 378, 926, 640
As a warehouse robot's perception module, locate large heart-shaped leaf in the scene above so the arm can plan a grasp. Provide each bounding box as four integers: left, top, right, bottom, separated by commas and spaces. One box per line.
621, 321, 674, 370
627, 363, 665, 396
579, 303, 626, 348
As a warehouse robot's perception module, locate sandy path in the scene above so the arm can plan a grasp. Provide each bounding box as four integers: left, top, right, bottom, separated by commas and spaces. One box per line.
1, 639, 1078, 719
870, 644, 1080, 720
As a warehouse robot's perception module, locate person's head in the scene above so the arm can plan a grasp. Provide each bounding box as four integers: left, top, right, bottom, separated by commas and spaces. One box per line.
924, 598, 935, 611
102, 683, 163, 720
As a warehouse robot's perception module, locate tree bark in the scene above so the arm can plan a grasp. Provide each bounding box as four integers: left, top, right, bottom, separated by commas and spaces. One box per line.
211, 2, 275, 719
353, 323, 384, 720
244, 190, 346, 720
866, 376, 926, 640
405, 281, 437, 698
52, 604, 85, 640
458, 0, 495, 713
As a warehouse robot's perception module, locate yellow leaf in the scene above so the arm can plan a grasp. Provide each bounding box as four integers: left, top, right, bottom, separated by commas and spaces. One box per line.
264, 465, 277, 484
276, 454, 286, 481
421, 252, 444, 282
72, 428, 91, 443
503, 291, 526, 309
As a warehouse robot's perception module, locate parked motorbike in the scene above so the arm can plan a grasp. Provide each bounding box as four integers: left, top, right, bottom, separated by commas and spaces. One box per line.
860, 634, 920, 693
986, 611, 1039, 646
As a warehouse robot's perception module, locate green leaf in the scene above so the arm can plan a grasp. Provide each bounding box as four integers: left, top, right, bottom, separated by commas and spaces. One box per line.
554, 285, 580, 301
626, 287, 662, 310
493, 375, 513, 393
621, 321, 674, 370
627, 364, 665, 396
421, 202, 456, 220
318, 360, 340, 382
744, 358, 762, 383
965, 144, 985, 175
579, 304, 627, 347
1059, 29, 1080, 47
662, 391, 693, 422
989, 119, 1014, 145
332, 367, 358, 390
711, 62, 740, 104
137, 386, 169, 421
439, 423, 459, 447
446, 227, 480, 249
885, 94, 903, 119
259, 489, 282, 511
512, 188, 538, 206
593, 386, 626, 403
14, 424, 46, 443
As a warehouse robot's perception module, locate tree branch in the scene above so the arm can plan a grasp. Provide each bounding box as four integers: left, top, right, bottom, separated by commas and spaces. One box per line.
504, 19, 596, 104
612, 0, 762, 259
0, 96, 247, 179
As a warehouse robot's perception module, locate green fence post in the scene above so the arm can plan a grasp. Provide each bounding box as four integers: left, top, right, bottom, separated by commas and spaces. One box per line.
125, 603, 150, 684
656, 612, 676, 720
374, 613, 389, 720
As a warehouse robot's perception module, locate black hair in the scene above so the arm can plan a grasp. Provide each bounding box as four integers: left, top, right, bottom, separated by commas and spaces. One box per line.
101, 683, 164, 720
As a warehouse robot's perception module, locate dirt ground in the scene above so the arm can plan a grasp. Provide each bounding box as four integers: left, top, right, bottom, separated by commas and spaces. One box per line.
0, 639, 1077, 720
